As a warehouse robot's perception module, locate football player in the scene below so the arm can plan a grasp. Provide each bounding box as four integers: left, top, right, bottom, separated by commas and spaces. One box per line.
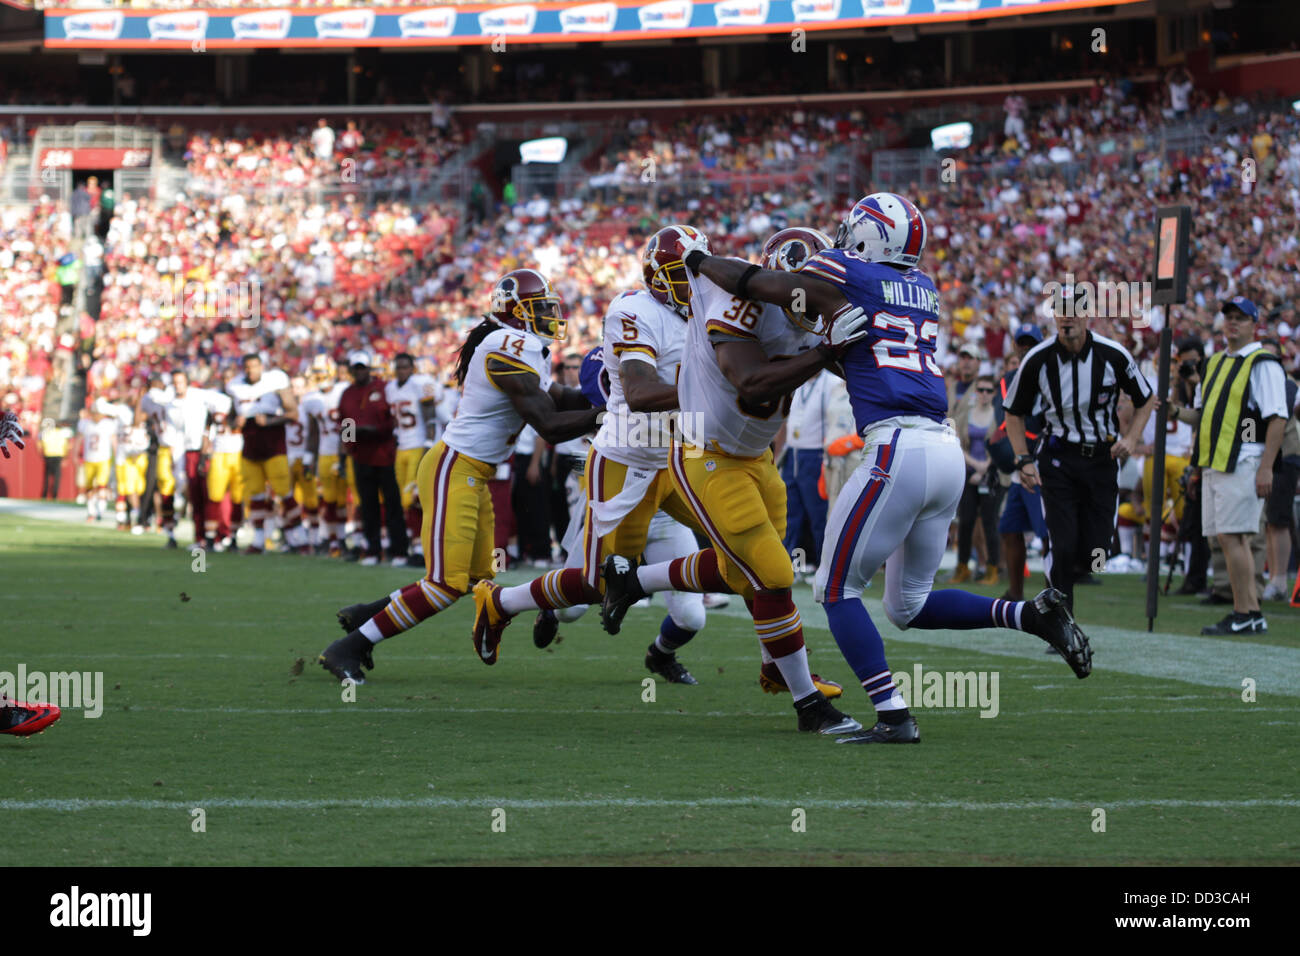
601, 228, 866, 735
470, 226, 722, 667
305, 356, 350, 556
287, 373, 324, 554
386, 352, 440, 557
531, 347, 708, 685
140, 374, 189, 548
104, 383, 149, 533
76, 403, 118, 522
227, 354, 304, 554
673, 194, 1093, 745
204, 367, 244, 551
0, 415, 60, 735
318, 269, 599, 683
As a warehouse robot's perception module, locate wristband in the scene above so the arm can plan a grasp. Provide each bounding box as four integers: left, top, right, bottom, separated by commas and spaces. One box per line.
735, 264, 761, 300
684, 250, 706, 272
1015, 454, 1035, 468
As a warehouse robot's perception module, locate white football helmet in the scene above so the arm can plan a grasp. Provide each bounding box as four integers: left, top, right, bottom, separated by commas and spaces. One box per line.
834, 192, 927, 269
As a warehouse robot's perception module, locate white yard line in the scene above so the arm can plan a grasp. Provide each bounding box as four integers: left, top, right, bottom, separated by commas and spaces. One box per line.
2, 796, 1296, 812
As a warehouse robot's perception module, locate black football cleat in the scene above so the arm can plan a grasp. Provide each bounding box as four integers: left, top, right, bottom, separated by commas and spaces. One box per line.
645, 644, 698, 685
1028, 587, 1092, 679
534, 609, 559, 649
319, 632, 373, 684
794, 691, 862, 735
1200, 611, 1259, 636
837, 715, 921, 744
336, 602, 386, 669
601, 555, 646, 635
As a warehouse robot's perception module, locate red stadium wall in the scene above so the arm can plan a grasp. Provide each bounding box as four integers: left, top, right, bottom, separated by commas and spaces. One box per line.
1207, 51, 1300, 98
0, 452, 77, 501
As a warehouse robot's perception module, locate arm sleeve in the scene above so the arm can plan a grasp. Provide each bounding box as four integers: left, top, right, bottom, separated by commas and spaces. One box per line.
1250, 359, 1289, 420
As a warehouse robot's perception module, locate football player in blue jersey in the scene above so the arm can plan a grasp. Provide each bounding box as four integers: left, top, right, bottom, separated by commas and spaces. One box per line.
678, 193, 1092, 744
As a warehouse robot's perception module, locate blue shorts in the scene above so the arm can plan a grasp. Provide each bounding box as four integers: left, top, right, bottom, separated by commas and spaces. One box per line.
999, 482, 1048, 539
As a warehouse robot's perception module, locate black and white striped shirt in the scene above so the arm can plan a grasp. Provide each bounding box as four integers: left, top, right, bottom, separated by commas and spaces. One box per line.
1004, 331, 1153, 445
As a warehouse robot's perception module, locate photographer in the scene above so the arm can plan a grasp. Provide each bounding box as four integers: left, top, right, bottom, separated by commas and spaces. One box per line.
1170, 299, 1287, 634
1165, 337, 1210, 594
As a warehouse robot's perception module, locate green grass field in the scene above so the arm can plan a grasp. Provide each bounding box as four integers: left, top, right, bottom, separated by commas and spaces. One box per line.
2, 507, 1297, 866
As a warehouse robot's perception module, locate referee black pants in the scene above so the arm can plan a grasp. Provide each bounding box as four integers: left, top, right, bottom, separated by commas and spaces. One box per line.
1038, 450, 1118, 611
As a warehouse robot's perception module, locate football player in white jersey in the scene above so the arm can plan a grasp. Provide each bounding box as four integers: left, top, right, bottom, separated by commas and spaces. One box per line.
226, 355, 303, 554
305, 357, 350, 556
288, 373, 325, 553
386, 352, 440, 557
602, 228, 869, 735
469, 226, 715, 667
530, 346, 709, 684
320, 269, 600, 683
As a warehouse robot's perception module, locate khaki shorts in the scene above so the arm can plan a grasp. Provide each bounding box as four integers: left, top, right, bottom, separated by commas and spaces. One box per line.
1202, 457, 1263, 537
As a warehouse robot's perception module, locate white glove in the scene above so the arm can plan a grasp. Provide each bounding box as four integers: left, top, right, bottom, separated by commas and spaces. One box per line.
824, 305, 870, 350
0, 412, 25, 459
679, 235, 710, 270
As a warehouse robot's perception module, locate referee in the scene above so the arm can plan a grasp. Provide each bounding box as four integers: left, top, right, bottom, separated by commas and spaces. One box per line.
1003, 299, 1155, 610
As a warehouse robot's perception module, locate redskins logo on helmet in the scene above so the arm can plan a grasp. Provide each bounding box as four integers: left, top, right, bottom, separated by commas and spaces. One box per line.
489, 268, 566, 340
308, 354, 337, 386
642, 225, 708, 318
762, 227, 834, 334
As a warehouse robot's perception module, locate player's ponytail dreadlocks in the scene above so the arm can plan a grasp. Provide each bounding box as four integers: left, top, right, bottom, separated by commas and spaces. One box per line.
455, 317, 498, 387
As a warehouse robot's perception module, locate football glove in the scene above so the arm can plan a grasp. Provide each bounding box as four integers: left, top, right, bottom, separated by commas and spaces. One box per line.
679, 235, 710, 271
824, 305, 870, 351
0, 412, 25, 459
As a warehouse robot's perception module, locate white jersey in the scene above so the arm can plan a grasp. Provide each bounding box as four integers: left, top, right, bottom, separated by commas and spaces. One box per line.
313, 381, 347, 457
155, 387, 230, 452
443, 326, 552, 465
592, 288, 686, 471
680, 265, 820, 458
79, 416, 117, 464
1142, 410, 1193, 459
227, 368, 291, 419
290, 390, 325, 462
141, 387, 186, 452
386, 373, 440, 451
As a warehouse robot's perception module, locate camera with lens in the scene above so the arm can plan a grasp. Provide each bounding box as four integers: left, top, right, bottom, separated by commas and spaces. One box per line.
1177, 360, 1198, 380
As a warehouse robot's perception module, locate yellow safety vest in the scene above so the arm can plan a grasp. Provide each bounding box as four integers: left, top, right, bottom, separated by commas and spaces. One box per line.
1195, 348, 1280, 473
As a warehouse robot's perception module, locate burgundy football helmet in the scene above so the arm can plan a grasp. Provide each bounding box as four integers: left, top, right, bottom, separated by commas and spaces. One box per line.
489, 268, 566, 340
642, 224, 708, 318
762, 226, 834, 334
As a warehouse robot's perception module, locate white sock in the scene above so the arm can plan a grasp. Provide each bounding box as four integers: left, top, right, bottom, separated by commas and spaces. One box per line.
360, 618, 384, 643
637, 561, 674, 594
499, 582, 538, 615
557, 604, 588, 623
1118, 525, 1135, 557
771, 647, 817, 699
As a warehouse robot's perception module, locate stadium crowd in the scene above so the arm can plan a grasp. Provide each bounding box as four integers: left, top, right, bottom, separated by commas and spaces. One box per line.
2, 82, 1298, 598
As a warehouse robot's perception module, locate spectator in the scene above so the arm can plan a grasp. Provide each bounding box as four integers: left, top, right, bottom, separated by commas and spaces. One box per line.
952, 375, 1005, 586
37, 417, 72, 499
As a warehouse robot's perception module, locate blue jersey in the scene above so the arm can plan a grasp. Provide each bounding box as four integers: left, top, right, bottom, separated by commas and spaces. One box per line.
578, 346, 609, 410
801, 248, 948, 432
